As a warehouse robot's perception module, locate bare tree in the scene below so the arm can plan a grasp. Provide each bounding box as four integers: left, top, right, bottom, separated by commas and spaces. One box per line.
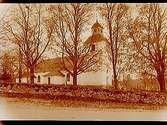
129, 3, 167, 92
99, 3, 130, 90
4, 4, 54, 84
48, 4, 100, 86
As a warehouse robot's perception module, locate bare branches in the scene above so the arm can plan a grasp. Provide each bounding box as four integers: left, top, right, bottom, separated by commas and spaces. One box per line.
99, 3, 130, 89
129, 3, 167, 92
48, 4, 99, 85
4, 4, 53, 83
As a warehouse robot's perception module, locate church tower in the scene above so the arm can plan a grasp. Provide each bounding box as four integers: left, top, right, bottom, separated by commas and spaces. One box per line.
85, 20, 112, 86
85, 20, 107, 52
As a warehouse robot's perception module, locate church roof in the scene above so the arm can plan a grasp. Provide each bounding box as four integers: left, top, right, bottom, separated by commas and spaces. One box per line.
35, 57, 73, 73
16, 55, 99, 79
85, 34, 108, 44
35, 57, 64, 73
15, 57, 69, 78
91, 20, 103, 29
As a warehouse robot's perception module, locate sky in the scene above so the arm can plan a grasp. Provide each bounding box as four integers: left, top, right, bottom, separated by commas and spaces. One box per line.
0, 4, 13, 55
0, 3, 167, 57
0, 3, 12, 19
0, 3, 136, 56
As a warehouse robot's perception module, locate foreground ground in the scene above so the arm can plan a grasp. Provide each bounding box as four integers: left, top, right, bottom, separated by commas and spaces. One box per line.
1, 83, 167, 120
0, 96, 167, 120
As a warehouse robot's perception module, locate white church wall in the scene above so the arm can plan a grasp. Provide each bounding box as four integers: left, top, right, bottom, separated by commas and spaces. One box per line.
35, 72, 49, 84
16, 77, 29, 83
66, 71, 109, 86
16, 75, 65, 85
77, 71, 108, 86
16, 72, 49, 84
43, 76, 65, 85
15, 70, 112, 86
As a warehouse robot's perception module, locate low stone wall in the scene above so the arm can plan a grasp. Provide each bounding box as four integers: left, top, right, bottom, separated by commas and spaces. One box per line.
0, 83, 167, 105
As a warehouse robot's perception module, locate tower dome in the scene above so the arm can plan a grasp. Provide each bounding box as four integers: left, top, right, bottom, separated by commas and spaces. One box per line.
91, 20, 103, 29
85, 20, 107, 45
91, 20, 103, 34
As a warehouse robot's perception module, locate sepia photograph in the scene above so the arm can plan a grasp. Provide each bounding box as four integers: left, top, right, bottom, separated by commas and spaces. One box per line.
0, 3, 167, 120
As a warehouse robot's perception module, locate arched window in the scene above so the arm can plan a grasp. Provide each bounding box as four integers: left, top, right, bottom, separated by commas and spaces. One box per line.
37, 75, 40, 82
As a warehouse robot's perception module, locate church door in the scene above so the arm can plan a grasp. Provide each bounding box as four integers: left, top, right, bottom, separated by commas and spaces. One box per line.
48, 77, 51, 85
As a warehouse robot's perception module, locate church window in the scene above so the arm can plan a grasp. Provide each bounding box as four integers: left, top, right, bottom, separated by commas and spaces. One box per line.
67, 73, 70, 81
37, 75, 40, 82
48, 77, 51, 84
91, 44, 96, 51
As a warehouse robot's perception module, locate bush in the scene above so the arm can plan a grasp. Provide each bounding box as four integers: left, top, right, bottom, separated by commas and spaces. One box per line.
1, 83, 167, 105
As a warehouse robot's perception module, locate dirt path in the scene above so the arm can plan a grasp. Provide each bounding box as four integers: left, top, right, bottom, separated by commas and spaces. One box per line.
0, 97, 167, 120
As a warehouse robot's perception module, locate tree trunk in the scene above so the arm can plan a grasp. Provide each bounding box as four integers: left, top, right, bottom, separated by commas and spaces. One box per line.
18, 47, 22, 83
73, 50, 77, 86
113, 76, 118, 90
73, 74, 77, 86
157, 71, 166, 92
26, 67, 29, 83
30, 66, 35, 84
18, 67, 22, 83
113, 67, 118, 90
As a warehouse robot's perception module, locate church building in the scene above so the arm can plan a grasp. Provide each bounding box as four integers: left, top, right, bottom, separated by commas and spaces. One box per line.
15, 21, 113, 86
